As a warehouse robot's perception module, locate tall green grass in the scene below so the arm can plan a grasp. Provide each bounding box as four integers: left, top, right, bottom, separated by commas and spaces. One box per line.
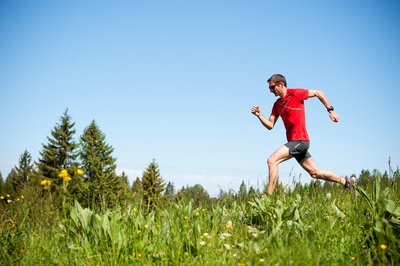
1, 173, 399, 265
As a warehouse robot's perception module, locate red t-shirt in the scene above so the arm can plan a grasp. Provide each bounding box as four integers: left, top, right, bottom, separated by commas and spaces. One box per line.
271, 88, 309, 141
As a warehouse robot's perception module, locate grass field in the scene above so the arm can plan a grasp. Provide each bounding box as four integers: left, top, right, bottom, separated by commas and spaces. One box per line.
1, 172, 399, 265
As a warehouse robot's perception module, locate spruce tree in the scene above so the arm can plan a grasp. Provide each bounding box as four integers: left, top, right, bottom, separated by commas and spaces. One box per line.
37, 109, 78, 180
238, 180, 247, 201
15, 150, 34, 183
164, 181, 175, 200
4, 169, 18, 196
79, 120, 127, 207
141, 159, 165, 210
0, 172, 4, 195
131, 177, 142, 198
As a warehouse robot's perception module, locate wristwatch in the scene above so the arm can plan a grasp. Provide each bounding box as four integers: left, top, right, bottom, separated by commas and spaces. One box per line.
327, 106, 334, 112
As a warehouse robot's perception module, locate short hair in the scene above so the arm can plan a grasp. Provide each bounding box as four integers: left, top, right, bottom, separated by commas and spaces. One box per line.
267, 74, 287, 87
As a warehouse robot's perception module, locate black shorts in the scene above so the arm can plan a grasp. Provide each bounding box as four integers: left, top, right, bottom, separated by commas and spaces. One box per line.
285, 141, 311, 162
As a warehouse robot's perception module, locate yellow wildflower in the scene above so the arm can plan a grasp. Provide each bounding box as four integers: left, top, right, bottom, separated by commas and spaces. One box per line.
380, 244, 387, 250
40, 179, 52, 186
59, 169, 72, 182
351, 256, 356, 261
21, 195, 24, 199
59, 169, 68, 178
7, 199, 12, 203
76, 168, 84, 175
0, 196, 4, 199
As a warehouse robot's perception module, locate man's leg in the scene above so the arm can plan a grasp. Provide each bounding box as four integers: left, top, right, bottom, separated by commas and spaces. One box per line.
299, 157, 346, 185
267, 145, 292, 195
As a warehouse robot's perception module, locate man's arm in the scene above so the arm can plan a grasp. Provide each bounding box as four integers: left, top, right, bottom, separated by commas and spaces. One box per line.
308, 89, 339, 122
251, 105, 278, 130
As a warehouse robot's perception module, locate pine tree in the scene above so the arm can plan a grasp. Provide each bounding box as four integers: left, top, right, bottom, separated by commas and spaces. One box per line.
164, 181, 175, 200
0, 172, 4, 195
4, 169, 19, 196
141, 159, 165, 210
79, 120, 127, 207
238, 180, 248, 201
131, 177, 142, 198
15, 150, 34, 183
37, 109, 78, 180
120, 171, 129, 185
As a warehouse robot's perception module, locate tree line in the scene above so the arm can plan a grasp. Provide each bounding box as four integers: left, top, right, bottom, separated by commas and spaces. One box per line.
0, 110, 267, 210
1, 110, 399, 210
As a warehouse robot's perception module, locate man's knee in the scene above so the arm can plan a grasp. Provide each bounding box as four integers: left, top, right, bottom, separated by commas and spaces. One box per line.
308, 169, 321, 179
267, 156, 276, 168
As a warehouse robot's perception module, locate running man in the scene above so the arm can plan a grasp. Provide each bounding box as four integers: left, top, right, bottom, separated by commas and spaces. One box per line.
251, 73, 353, 195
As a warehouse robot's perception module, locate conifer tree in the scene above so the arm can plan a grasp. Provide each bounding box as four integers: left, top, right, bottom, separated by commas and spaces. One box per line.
15, 150, 34, 183
79, 120, 127, 207
238, 180, 247, 201
141, 159, 165, 209
120, 171, 129, 185
131, 177, 142, 198
37, 109, 78, 180
164, 181, 175, 200
0, 172, 4, 195
3, 169, 18, 195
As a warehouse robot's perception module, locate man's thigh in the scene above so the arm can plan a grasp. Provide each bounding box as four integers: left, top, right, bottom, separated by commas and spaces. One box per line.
269, 145, 293, 164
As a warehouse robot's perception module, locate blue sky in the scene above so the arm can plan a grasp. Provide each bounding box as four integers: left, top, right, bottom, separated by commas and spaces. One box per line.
1, 0, 399, 196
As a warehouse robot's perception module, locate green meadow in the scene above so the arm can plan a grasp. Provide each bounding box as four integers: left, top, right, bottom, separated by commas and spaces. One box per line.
1, 172, 399, 265
1, 111, 399, 265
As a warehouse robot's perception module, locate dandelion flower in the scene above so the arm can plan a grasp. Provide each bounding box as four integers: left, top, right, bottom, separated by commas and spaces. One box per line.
76, 168, 84, 175
40, 179, 52, 186
380, 244, 387, 250
0, 196, 4, 199
351, 256, 356, 261
7, 199, 12, 203
59, 169, 68, 178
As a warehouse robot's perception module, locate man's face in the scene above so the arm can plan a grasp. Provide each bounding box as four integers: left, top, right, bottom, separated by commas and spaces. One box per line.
269, 81, 281, 96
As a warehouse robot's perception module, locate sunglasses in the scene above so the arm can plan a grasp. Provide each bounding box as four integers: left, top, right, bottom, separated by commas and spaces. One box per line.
269, 83, 280, 90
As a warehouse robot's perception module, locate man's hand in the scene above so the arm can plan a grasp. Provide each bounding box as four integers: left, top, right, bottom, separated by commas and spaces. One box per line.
251, 105, 261, 117
329, 111, 339, 123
